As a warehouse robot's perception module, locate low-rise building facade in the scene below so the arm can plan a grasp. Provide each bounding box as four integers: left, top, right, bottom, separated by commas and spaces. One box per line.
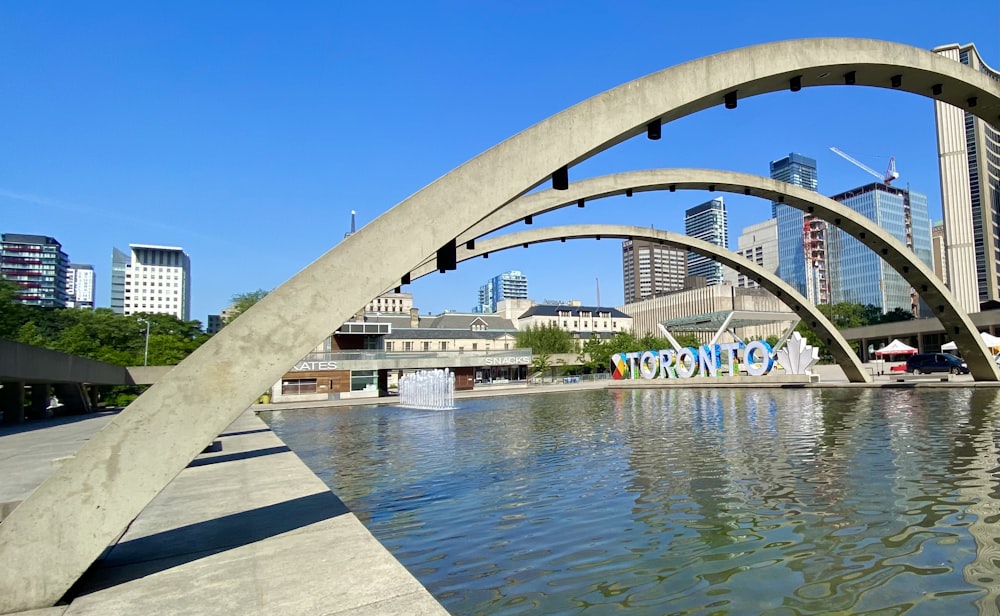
620, 284, 795, 343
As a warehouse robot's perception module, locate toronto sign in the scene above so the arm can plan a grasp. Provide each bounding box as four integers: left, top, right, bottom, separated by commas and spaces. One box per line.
611, 333, 818, 380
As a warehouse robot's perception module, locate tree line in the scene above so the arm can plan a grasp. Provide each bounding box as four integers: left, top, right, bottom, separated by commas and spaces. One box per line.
0, 283, 273, 406
1, 279, 210, 367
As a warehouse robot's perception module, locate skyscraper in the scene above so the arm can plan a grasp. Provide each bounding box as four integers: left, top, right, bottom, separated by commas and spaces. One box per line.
827, 183, 933, 314
66, 264, 95, 309
684, 197, 728, 286
770, 153, 829, 304
115, 244, 192, 320
477, 270, 528, 313
934, 43, 1000, 312
621, 238, 687, 303
735, 219, 778, 288
0, 233, 69, 307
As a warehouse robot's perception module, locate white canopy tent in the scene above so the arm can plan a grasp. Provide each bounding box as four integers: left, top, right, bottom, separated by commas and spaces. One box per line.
941, 331, 1000, 353
874, 339, 918, 357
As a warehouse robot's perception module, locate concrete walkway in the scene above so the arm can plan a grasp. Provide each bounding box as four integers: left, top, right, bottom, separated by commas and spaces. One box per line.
0, 410, 449, 616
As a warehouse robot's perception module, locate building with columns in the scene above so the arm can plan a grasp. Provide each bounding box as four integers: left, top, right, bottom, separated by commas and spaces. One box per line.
934, 42, 1000, 313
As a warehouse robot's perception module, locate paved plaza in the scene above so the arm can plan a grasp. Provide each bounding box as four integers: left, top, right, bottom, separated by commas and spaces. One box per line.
0, 409, 448, 615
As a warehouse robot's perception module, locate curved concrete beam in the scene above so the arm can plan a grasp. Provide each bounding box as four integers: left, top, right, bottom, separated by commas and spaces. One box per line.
408, 169, 996, 381
410, 224, 872, 383
4, 38, 1000, 611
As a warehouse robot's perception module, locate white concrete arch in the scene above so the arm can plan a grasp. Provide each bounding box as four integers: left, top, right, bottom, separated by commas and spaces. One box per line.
407, 224, 872, 383
5, 38, 1000, 611
409, 168, 997, 381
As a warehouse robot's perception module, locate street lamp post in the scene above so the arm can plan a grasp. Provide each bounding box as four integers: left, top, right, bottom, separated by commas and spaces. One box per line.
138, 318, 150, 366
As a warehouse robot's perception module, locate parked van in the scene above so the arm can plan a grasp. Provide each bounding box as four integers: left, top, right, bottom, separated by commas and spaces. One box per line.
905, 353, 969, 375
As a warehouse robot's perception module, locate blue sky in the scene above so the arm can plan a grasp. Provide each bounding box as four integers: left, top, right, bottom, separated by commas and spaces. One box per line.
2, 1, 997, 322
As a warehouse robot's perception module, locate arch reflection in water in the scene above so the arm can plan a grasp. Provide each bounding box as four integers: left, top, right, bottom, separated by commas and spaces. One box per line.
398, 368, 456, 410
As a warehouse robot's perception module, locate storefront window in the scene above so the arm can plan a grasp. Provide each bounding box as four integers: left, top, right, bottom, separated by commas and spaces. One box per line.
282, 379, 317, 395
351, 370, 378, 392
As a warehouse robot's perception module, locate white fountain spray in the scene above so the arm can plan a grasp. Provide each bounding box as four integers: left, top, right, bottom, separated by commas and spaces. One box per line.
398, 368, 456, 410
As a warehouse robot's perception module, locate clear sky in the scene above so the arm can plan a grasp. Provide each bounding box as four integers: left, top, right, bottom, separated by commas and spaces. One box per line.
2, 1, 997, 323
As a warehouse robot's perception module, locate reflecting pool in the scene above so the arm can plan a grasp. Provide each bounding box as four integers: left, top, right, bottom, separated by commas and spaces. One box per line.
259, 387, 1000, 615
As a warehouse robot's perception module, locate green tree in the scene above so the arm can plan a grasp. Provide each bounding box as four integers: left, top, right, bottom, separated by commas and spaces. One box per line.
223, 289, 270, 325
577, 330, 707, 373
878, 307, 914, 324
579, 334, 613, 373
530, 353, 552, 381
674, 333, 703, 349
515, 322, 575, 354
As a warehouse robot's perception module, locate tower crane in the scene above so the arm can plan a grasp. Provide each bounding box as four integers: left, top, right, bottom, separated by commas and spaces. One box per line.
829, 147, 899, 185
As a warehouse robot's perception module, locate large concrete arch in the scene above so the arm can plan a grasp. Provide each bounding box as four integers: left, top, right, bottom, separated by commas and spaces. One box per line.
407, 224, 872, 383
4, 38, 1000, 611
410, 168, 998, 381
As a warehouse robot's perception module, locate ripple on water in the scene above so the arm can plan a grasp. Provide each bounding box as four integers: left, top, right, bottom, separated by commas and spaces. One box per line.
261, 387, 1000, 615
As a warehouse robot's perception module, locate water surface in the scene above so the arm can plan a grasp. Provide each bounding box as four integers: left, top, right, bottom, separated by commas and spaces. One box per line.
260, 387, 1000, 615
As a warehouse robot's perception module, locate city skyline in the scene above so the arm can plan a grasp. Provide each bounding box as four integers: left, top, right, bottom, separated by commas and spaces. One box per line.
1, 3, 997, 321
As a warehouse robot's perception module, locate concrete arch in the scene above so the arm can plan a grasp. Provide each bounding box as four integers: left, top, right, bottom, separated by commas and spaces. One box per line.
409, 168, 996, 381
5, 38, 1000, 611
408, 224, 872, 383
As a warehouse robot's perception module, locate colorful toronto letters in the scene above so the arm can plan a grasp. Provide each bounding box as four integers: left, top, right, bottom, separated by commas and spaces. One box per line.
611, 340, 775, 380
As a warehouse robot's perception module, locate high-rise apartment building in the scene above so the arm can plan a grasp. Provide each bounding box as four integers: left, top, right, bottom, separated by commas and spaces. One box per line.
110, 247, 128, 314
684, 197, 728, 286
621, 238, 687, 303
477, 270, 528, 313
827, 183, 933, 314
933, 43, 1000, 313
735, 219, 778, 288
770, 153, 829, 304
115, 244, 192, 320
65, 264, 95, 309
0, 233, 69, 307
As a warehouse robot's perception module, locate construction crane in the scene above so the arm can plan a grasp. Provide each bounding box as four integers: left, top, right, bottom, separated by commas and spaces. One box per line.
829, 147, 899, 185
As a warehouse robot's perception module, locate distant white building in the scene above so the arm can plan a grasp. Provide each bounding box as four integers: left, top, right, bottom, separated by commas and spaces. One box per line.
366, 291, 413, 314
116, 244, 192, 320
66, 263, 95, 309
516, 303, 632, 342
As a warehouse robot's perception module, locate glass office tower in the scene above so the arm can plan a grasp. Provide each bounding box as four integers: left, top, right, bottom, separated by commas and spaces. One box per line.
828, 183, 932, 314
770, 153, 828, 304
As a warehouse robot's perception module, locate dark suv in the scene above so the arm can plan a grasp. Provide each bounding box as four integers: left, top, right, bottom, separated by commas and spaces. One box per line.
905, 353, 969, 375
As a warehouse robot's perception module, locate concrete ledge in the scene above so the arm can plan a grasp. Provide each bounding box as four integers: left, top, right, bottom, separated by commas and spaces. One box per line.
608, 374, 819, 388
892, 374, 951, 383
